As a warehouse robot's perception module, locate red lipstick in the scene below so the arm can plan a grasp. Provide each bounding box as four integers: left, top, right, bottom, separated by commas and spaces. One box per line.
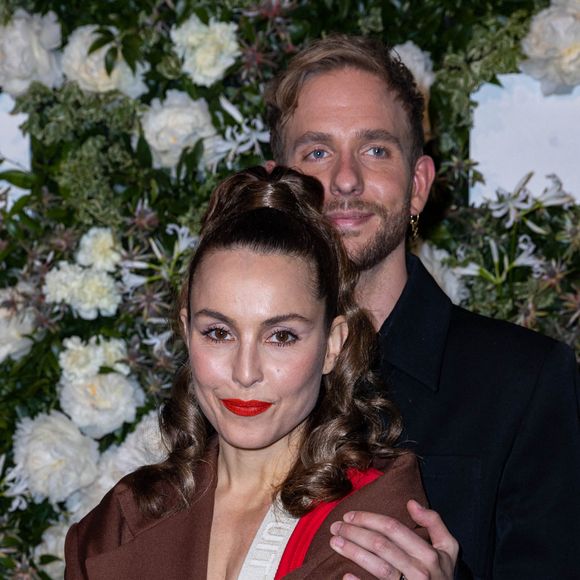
221, 399, 272, 417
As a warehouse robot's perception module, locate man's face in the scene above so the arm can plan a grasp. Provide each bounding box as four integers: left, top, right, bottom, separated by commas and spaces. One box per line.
283, 68, 432, 270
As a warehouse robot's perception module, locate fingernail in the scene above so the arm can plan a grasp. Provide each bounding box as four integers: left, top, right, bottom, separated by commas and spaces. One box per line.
330, 536, 345, 550
344, 511, 354, 522
344, 575, 360, 580
330, 522, 342, 535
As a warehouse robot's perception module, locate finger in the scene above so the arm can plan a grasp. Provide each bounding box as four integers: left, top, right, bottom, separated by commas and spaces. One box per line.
330, 519, 410, 578
406, 500, 459, 561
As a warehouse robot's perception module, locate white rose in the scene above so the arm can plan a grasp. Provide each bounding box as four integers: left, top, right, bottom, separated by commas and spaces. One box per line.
73, 268, 121, 319
171, 15, 240, 87
0, 285, 35, 364
101, 337, 130, 375
393, 41, 435, 92
60, 372, 145, 438
62, 25, 147, 98
9, 411, 98, 504
34, 521, 68, 580
115, 409, 167, 472
76, 227, 122, 272
520, 3, 580, 95
0, 9, 62, 97
66, 445, 124, 521
59, 336, 104, 382
414, 242, 468, 305
44, 262, 121, 319
67, 412, 166, 521
140, 89, 217, 170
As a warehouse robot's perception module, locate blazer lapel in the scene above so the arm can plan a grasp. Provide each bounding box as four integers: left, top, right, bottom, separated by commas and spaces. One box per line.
86, 451, 218, 580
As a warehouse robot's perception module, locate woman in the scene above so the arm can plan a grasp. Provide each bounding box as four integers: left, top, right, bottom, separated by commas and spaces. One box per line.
65, 167, 427, 579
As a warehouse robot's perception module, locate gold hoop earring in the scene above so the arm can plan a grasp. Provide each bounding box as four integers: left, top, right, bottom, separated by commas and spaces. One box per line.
409, 214, 420, 241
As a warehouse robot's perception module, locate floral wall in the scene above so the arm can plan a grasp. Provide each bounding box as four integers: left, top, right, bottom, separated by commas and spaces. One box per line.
0, 1, 578, 577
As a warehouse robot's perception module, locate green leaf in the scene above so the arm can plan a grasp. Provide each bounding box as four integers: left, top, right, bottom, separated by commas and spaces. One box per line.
105, 46, 119, 76
88, 34, 113, 55
0, 170, 36, 189
121, 34, 142, 74
136, 135, 153, 168
7, 193, 31, 216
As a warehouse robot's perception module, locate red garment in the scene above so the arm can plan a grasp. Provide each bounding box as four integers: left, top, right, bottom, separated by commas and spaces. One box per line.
275, 468, 382, 579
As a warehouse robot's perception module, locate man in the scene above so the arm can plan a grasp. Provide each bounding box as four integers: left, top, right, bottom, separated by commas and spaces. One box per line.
264, 35, 580, 579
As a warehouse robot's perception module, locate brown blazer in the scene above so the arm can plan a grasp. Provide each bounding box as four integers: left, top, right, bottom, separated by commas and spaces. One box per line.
65, 449, 427, 580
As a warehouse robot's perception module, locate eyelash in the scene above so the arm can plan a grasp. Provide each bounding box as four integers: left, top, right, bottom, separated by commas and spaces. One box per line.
200, 327, 299, 347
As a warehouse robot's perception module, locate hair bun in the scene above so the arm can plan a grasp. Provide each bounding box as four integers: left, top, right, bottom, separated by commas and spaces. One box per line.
200, 165, 325, 235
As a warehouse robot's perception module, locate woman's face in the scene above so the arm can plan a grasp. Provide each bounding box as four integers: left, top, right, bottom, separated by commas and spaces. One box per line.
183, 247, 345, 452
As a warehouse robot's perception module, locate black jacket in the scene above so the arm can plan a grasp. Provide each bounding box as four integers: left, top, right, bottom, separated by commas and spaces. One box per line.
379, 255, 580, 579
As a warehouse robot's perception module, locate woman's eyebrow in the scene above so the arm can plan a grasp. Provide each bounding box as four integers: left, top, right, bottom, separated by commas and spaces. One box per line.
262, 313, 312, 327
193, 308, 234, 325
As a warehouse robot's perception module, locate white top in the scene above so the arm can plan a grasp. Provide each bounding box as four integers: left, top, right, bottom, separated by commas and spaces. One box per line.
237, 499, 299, 580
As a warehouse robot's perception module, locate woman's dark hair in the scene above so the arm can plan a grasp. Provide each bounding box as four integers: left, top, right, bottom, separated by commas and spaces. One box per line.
130, 166, 402, 517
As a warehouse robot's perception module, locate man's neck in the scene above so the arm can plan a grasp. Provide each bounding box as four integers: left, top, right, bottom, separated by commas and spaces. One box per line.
355, 245, 408, 331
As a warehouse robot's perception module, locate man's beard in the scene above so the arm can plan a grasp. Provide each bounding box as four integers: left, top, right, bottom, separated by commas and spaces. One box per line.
325, 197, 410, 272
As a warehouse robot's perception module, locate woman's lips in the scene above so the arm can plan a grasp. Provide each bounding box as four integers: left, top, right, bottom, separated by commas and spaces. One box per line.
221, 399, 272, 417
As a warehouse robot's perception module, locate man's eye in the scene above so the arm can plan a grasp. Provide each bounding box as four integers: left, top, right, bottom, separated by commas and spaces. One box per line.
268, 330, 298, 346
367, 146, 387, 157
306, 149, 327, 160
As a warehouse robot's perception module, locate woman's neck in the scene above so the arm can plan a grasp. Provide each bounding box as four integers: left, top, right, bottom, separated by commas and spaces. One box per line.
215, 431, 301, 500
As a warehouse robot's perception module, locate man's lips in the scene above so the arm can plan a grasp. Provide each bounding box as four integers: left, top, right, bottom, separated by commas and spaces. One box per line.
221, 399, 272, 417
325, 211, 374, 228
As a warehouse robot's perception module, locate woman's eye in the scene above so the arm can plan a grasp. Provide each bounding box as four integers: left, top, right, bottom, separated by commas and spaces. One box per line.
203, 327, 231, 342
268, 330, 298, 346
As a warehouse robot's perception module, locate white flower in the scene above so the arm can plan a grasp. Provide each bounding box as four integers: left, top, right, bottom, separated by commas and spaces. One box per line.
514, 234, 545, 277
0, 285, 35, 364
489, 181, 533, 229
520, 2, 580, 95
115, 410, 167, 473
535, 174, 575, 207
62, 25, 147, 98
166, 223, 197, 255
76, 227, 122, 272
59, 336, 104, 382
7, 411, 98, 505
140, 90, 217, 170
171, 15, 240, 87
392, 40, 435, 92
67, 411, 166, 521
206, 96, 270, 171
415, 242, 468, 305
0, 9, 62, 97
60, 372, 145, 438
66, 445, 124, 521
58, 336, 129, 382
34, 521, 69, 580
43, 261, 121, 320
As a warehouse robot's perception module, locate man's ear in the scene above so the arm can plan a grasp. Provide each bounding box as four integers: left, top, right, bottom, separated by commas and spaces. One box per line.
323, 316, 348, 374
179, 308, 190, 346
410, 154, 435, 215
264, 160, 276, 173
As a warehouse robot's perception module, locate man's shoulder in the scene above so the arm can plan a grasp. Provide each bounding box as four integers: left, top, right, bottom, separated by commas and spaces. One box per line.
449, 303, 560, 353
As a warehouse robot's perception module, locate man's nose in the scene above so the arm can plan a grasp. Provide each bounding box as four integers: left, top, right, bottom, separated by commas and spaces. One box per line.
329, 153, 363, 197
231, 341, 263, 388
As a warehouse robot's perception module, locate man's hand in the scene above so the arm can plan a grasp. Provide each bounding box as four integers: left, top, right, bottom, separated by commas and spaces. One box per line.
329, 500, 459, 579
